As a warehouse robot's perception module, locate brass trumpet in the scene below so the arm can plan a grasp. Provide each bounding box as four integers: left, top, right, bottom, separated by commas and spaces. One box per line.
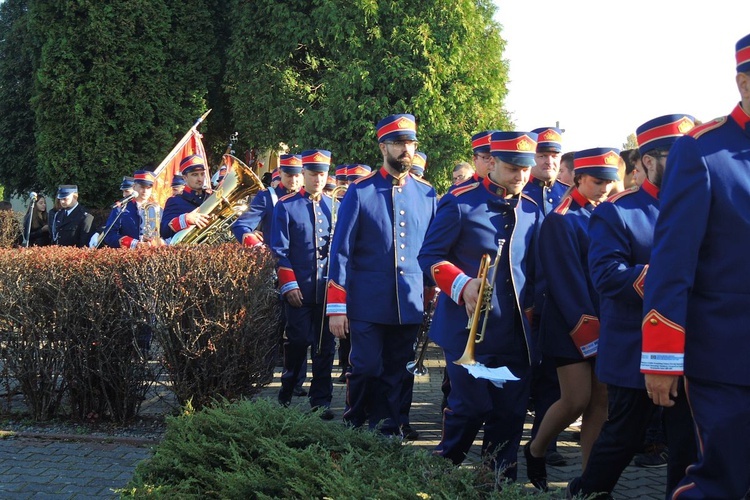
406, 289, 440, 376
453, 238, 507, 366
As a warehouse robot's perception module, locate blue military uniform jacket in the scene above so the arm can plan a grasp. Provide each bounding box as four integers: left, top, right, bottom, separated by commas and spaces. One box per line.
270, 189, 332, 305
102, 200, 161, 249
523, 176, 569, 216
538, 188, 600, 361
231, 184, 288, 244
642, 104, 750, 386
588, 181, 658, 389
160, 187, 207, 240
326, 168, 437, 325
418, 176, 540, 367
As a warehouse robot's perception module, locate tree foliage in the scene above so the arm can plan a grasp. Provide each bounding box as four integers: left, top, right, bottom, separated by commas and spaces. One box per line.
0, 0, 512, 201
0, 0, 38, 196
226, 0, 511, 193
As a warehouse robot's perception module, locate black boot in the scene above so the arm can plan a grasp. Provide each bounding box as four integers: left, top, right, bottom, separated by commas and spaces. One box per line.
524, 441, 548, 492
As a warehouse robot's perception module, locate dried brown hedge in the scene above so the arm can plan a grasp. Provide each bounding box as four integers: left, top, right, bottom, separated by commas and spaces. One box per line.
0, 244, 279, 421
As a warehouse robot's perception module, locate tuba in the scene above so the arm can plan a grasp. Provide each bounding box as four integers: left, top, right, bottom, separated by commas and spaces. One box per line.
171, 154, 265, 245
140, 202, 162, 244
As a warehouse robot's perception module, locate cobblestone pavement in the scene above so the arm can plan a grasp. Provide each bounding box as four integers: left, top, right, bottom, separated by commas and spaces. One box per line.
0, 343, 668, 498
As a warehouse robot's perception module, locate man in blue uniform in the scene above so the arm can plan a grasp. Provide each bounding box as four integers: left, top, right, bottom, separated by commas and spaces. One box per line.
231, 155, 303, 247
523, 126, 567, 467
641, 34, 750, 499
161, 155, 212, 240
170, 175, 185, 196
418, 131, 540, 479
326, 113, 437, 437
567, 115, 696, 498
103, 170, 163, 248
271, 149, 335, 419
470, 130, 495, 181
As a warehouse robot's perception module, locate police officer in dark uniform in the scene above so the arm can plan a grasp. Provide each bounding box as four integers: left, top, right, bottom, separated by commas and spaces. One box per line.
566, 115, 697, 498
418, 131, 540, 480
231, 155, 303, 247
52, 185, 94, 247
327, 113, 437, 437
160, 154, 211, 240
270, 149, 335, 419
641, 34, 750, 498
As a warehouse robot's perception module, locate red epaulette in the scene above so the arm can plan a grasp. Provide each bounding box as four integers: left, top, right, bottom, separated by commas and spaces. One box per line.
553, 195, 572, 215
451, 182, 480, 197
606, 186, 638, 203
353, 171, 377, 184
688, 116, 727, 139
521, 193, 538, 205
279, 191, 297, 202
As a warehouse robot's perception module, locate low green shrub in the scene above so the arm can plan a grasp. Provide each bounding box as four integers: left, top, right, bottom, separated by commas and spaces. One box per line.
124, 399, 543, 499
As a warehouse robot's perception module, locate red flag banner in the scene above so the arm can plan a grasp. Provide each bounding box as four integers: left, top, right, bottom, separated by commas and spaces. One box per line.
152, 110, 211, 208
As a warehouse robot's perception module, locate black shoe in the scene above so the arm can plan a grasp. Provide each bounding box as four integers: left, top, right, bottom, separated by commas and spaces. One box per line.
316, 408, 335, 420
334, 372, 347, 384
545, 450, 567, 466
633, 444, 668, 468
293, 387, 307, 397
401, 424, 419, 440
278, 396, 291, 407
524, 441, 548, 492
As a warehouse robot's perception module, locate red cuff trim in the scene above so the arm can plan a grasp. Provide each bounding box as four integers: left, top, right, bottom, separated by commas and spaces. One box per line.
168, 216, 184, 232
642, 309, 685, 354
570, 315, 600, 358
243, 232, 262, 247
634, 264, 648, 299
326, 280, 347, 315
277, 267, 297, 287
430, 261, 469, 304
119, 236, 135, 249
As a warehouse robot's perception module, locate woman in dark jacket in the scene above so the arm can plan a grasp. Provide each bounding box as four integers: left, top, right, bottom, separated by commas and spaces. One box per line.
23, 196, 51, 246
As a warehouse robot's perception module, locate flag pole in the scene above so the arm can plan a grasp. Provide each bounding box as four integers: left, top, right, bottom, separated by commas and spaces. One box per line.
152, 109, 212, 177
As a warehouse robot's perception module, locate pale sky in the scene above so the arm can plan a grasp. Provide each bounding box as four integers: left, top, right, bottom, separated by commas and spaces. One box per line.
494, 0, 750, 152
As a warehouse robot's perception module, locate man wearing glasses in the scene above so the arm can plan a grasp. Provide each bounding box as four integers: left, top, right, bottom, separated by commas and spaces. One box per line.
570, 114, 697, 498
326, 113, 437, 438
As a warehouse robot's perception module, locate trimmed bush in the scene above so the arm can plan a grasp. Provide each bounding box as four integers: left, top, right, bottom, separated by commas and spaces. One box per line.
0, 211, 21, 248
124, 398, 542, 499
127, 245, 280, 408
0, 244, 279, 422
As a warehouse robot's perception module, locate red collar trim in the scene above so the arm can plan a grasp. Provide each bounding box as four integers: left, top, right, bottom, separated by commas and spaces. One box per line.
482, 174, 509, 198
730, 103, 750, 130
571, 188, 590, 207
379, 166, 409, 186
641, 178, 660, 199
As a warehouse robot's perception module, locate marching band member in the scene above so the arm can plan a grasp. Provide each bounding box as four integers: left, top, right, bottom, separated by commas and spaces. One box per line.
120, 176, 135, 199
525, 147, 619, 490
640, 33, 750, 499
327, 113, 436, 437
51, 184, 94, 248
170, 175, 186, 196
231, 155, 303, 247
410, 151, 427, 178
160, 155, 211, 240
418, 131, 540, 480
568, 116, 697, 498
103, 170, 163, 248
270, 149, 335, 419
524, 126, 567, 468
334, 165, 348, 187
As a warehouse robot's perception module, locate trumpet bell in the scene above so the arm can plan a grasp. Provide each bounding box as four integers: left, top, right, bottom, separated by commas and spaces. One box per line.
406, 360, 429, 376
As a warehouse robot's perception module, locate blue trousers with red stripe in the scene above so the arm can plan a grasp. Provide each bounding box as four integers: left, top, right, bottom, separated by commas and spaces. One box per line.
670, 377, 750, 499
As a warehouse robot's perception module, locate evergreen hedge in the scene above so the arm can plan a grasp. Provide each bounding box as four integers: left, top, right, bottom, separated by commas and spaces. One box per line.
124, 398, 544, 499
